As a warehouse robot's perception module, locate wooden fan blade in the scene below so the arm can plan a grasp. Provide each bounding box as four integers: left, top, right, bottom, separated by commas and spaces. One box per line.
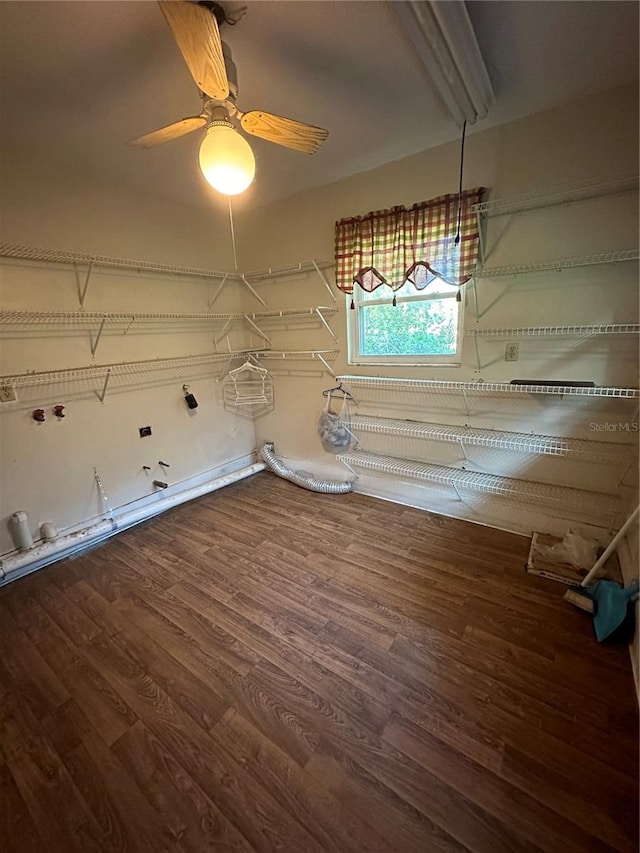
130, 116, 206, 148
240, 111, 328, 154
158, 1, 229, 100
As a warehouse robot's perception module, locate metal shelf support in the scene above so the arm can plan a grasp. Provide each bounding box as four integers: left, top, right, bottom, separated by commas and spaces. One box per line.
315, 307, 338, 342
208, 274, 230, 308
243, 315, 271, 345
240, 274, 268, 308
214, 319, 233, 347
312, 260, 337, 303
90, 317, 107, 357
78, 262, 93, 308
98, 369, 111, 404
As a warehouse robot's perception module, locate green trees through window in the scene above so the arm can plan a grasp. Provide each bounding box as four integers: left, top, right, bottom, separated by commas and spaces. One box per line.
360, 298, 458, 356
350, 278, 462, 363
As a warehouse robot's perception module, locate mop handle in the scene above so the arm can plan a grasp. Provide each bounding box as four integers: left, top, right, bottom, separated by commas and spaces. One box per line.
580, 505, 640, 588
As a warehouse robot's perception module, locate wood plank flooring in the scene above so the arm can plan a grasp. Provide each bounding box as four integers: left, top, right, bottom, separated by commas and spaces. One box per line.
0, 471, 637, 852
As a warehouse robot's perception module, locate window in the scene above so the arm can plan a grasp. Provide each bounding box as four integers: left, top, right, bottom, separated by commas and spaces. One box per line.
347, 279, 463, 365
335, 188, 484, 366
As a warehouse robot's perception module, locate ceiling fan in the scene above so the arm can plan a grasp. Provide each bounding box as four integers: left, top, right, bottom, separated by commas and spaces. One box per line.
131, 1, 329, 195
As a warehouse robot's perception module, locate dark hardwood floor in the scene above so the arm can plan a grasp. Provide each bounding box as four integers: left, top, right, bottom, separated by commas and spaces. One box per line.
0, 472, 637, 852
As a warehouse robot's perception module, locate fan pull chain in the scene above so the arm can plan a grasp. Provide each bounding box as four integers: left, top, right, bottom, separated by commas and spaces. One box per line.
455, 120, 467, 303
228, 196, 239, 271
454, 120, 467, 247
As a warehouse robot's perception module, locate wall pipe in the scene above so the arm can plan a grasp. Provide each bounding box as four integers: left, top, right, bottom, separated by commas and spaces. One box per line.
260, 443, 352, 494
0, 462, 265, 586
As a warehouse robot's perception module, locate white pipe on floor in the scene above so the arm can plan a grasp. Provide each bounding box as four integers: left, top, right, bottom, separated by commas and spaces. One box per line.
0, 462, 265, 586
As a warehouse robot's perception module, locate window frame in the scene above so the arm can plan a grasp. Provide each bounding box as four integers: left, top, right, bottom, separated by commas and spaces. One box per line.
346, 283, 465, 367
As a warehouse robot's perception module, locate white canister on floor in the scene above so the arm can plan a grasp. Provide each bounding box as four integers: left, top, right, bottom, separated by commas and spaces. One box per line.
11, 510, 34, 551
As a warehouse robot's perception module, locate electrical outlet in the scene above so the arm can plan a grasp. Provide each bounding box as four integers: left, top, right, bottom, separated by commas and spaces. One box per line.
505, 342, 519, 362
0, 385, 17, 403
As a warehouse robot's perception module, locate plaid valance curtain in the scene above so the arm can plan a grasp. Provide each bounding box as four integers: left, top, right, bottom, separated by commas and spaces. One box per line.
335, 188, 485, 303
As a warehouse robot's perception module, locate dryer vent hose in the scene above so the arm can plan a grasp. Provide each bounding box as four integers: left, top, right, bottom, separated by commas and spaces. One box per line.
260, 443, 352, 494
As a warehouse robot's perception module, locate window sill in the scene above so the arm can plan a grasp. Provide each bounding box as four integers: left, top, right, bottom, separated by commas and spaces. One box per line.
348, 360, 463, 368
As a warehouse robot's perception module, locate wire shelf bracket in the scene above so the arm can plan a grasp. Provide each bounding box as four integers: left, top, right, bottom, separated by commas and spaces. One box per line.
78, 261, 94, 308
90, 317, 107, 358
207, 274, 230, 309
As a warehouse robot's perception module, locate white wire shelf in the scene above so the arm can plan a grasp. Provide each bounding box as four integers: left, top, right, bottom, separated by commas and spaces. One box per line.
0, 243, 234, 281
243, 306, 338, 320
252, 349, 339, 377
467, 324, 640, 340
350, 415, 633, 463
0, 306, 338, 327
0, 352, 243, 389
241, 260, 334, 282
0, 310, 235, 326
338, 375, 639, 399
340, 450, 621, 516
474, 250, 639, 279
253, 350, 339, 360
471, 176, 639, 217
0, 243, 335, 284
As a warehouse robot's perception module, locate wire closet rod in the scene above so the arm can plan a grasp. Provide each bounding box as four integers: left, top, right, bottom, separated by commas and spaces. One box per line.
338, 375, 640, 399
471, 175, 639, 216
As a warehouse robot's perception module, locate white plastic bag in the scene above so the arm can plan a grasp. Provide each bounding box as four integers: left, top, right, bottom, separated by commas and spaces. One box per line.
317, 392, 355, 453
538, 529, 599, 569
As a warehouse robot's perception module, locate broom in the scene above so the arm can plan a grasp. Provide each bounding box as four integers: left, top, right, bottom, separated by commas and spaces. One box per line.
564, 505, 639, 613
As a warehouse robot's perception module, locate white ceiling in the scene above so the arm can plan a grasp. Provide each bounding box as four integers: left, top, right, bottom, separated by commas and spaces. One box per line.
0, 1, 638, 211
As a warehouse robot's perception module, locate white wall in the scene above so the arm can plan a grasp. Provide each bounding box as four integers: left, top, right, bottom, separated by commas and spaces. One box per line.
235, 82, 639, 538
1, 83, 638, 559
0, 149, 256, 555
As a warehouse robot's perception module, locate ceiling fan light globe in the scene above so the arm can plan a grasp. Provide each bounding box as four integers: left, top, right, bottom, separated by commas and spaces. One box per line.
198, 124, 255, 195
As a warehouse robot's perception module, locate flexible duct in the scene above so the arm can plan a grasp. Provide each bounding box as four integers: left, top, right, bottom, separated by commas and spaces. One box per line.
260, 443, 352, 494
0, 462, 265, 585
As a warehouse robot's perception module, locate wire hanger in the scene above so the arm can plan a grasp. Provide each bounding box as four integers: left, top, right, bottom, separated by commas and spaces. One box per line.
228, 358, 270, 377
322, 381, 355, 401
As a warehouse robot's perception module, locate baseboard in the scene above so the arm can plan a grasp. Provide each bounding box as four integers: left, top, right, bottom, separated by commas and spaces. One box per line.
0, 456, 264, 587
